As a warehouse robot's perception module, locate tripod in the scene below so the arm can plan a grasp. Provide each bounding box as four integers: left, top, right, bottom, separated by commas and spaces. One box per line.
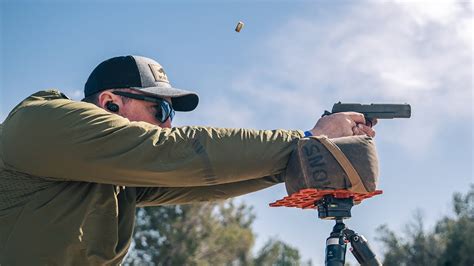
316, 195, 381, 266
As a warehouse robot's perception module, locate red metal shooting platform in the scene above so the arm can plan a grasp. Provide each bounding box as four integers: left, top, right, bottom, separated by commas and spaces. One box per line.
269, 189, 383, 209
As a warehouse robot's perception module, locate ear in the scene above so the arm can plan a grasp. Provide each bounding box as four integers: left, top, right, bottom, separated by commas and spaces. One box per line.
98, 90, 120, 109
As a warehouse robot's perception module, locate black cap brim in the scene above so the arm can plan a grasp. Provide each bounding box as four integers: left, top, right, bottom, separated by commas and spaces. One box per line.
131, 86, 199, 111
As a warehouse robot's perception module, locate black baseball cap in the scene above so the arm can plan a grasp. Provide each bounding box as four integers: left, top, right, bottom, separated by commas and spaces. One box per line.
84, 55, 199, 111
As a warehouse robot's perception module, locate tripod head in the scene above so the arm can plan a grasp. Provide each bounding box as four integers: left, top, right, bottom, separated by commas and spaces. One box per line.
316, 195, 354, 220
269, 189, 383, 266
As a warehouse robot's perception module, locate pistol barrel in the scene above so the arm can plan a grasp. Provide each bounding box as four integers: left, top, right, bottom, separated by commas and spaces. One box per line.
331, 103, 411, 119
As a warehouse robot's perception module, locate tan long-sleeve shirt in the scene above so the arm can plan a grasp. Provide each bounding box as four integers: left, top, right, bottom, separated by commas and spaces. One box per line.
0, 90, 303, 265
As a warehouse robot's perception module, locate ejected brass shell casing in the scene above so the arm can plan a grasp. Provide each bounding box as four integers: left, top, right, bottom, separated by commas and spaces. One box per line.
235, 21, 244, 32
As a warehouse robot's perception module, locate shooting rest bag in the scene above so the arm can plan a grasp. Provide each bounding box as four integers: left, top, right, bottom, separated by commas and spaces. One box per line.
285, 135, 379, 195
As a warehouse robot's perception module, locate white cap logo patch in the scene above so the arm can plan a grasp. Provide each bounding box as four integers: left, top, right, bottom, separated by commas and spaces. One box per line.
149, 64, 169, 83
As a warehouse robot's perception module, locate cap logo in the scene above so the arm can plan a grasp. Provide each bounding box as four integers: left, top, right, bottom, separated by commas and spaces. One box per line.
149, 64, 169, 83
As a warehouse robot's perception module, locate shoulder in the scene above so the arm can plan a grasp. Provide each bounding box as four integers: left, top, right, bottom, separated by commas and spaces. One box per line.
5, 89, 106, 122
6, 89, 70, 117
1, 89, 120, 141
18, 89, 70, 104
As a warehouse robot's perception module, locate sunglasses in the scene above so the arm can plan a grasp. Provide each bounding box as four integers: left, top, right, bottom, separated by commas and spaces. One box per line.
112, 91, 175, 123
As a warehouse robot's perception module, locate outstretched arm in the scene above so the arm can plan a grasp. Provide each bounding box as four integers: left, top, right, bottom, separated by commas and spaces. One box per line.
135, 175, 284, 206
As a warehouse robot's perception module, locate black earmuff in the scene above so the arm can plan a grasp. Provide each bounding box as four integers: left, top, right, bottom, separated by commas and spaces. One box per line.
106, 102, 119, 112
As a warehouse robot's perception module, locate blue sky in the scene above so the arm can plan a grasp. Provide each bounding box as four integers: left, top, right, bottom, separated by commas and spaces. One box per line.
1, 0, 472, 264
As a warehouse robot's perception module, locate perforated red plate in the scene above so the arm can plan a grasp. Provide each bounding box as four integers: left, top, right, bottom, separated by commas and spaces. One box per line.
269, 189, 383, 209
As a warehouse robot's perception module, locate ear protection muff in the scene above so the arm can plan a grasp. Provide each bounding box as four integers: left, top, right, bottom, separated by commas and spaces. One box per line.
106, 102, 119, 112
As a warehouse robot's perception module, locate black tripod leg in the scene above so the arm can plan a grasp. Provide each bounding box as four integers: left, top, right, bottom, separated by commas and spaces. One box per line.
345, 229, 381, 266
325, 220, 347, 266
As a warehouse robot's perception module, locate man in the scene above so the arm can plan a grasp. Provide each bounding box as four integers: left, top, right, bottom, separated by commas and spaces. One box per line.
0, 55, 375, 265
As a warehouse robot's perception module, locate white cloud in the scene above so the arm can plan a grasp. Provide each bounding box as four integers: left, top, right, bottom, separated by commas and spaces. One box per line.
394, 0, 471, 27
228, 0, 473, 155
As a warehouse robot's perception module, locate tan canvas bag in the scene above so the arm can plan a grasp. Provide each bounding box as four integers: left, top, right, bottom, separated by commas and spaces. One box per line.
285, 135, 379, 195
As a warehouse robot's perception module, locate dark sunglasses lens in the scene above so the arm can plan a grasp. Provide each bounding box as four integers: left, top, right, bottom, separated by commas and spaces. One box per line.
154, 106, 165, 122
154, 101, 174, 123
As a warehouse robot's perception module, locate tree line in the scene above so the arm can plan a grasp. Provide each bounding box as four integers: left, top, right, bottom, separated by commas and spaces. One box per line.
125, 185, 473, 265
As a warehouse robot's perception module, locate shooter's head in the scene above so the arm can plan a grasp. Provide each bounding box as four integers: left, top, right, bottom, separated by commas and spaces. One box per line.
83, 55, 199, 127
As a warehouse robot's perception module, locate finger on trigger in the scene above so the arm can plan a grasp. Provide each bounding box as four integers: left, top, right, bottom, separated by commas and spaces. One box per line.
366, 119, 373, 128
369, 118, 378, 127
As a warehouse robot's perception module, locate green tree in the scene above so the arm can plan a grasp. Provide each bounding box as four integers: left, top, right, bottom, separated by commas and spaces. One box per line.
124, 200, 310, 266
253, 238, 307, 266
435, 186, 474, 266
377, 185, 474, 266
124, 201, 255, 265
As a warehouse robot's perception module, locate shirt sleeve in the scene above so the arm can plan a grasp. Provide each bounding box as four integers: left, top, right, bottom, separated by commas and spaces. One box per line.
135, 174, 284, 207
1, 91, 304, 187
